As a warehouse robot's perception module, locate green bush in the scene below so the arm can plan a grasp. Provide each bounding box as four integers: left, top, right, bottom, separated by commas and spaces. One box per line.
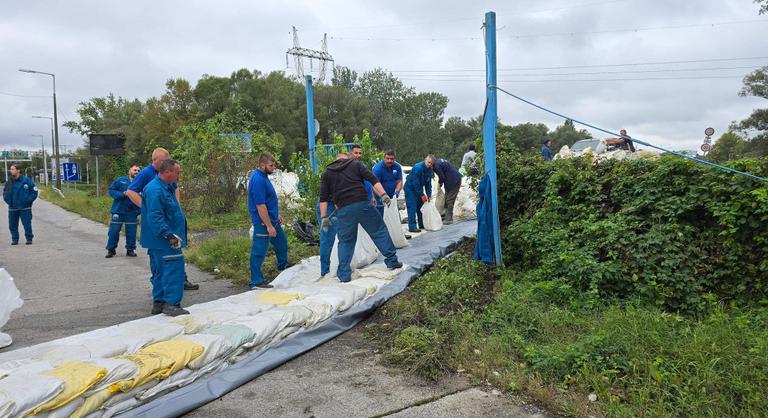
497, 151, 768, 314
384, 325, 448, 381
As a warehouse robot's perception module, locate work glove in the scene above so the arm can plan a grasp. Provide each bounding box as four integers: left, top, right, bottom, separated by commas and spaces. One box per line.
165, 234, 182, 249
421, 195, 428, 203
320, 217, 331, 233
381, 195, 391, 207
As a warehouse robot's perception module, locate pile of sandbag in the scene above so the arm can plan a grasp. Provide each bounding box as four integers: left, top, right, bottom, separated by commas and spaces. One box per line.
0, 269, 23, 349
0, 261, 403, 418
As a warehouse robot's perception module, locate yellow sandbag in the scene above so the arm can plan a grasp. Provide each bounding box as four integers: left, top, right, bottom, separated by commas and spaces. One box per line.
255, 291, 303, 305
30, 360, 107, 415
137, 339, 203, 378
108, 352, 175, 393
68, 387, 113, 418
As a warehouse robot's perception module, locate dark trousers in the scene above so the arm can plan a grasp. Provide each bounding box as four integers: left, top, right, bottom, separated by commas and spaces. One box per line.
443, 185, 460, 222
8, 208, 33, 242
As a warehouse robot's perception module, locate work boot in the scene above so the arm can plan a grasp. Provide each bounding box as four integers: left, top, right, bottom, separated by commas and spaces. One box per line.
387, 261, 404, 270
105, 249, 116, 258
151, 301, 165, 315
408, 228, 421, 233
184, 279, 199, 290
162, 304, 189, 317
11, 241, 18, 245
126, 249, 137, 257
249, 283, 274, 290
404, 234, 412, 240
444, 220, 453, 225
25, 240, 32, 245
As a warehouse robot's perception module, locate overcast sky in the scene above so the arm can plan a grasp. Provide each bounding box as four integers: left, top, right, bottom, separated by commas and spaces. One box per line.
1, 0, 766, 155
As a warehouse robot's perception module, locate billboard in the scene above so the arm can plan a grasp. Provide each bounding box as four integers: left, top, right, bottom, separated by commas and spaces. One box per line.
89, 134, 126, 155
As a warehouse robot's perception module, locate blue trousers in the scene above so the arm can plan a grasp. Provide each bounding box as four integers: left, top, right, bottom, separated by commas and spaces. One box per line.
405, 188, 425, 230
148, 247, 185, 305
316, 202, 337, 276
106, 213, 138, 251
8, 208, 33, 242
335, 201, 399, 282
250, 222, 289, 287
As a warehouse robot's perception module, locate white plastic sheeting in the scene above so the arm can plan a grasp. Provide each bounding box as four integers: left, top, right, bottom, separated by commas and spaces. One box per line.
0, 269, 23, 349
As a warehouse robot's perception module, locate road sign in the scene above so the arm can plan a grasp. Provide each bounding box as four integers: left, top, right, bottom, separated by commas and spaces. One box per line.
705, 127, 715, 137
1, 150, 29, 159
62, 162, 80, 182
701, 143, 712, 153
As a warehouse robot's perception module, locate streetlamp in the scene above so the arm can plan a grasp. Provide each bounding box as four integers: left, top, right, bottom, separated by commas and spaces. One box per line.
19, 68, 61, 190
30, 134, 47, 184
32, 116, 54, 186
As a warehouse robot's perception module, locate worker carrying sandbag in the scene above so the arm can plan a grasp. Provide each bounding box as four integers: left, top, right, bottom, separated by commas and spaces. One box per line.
319, 149, 403, 283
404, 155, 435, 233
432, 158, 462, 225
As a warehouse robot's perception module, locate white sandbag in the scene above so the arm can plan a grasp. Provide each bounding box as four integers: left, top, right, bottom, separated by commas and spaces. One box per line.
353, 264, 401, 280
178, 334, 228, 369
271, 257, 325, 288
199, 324, 256, 354
317, 278, 369, 304
137, 359, 226, 402
289, 299, 334, 326
0, 372, 64, 417
300, 294, 346, 318
434, 187, 446, 216
420, 201, 443, 231
113, 322, 185, 353
270, 306, 315, 329
63, 338, 127, 359
83, 358, 139, 396
383, 199, 409, 248
38, 344, 92, 365
0, 392, 14, 418
329, 226, 379, 273
347, 277, 390, 295
0, 358, 53, 378
228, 313, 282, 348
0, 269, 23, 349
35, 396, 84, 418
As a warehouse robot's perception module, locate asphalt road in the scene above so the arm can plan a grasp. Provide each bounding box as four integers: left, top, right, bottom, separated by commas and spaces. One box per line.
0, 198, 546, 417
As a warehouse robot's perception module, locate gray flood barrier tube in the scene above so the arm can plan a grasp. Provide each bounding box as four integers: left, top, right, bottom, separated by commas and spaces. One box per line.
120, 220, 477, 418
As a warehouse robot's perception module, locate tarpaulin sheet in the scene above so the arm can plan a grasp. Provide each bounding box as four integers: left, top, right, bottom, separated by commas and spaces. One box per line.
119, 220, 476, 418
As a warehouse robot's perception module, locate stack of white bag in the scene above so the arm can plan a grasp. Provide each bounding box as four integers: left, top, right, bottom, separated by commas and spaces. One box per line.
383, 199, 409, 248
0, 258, 405, 418
0, 269, 23, 349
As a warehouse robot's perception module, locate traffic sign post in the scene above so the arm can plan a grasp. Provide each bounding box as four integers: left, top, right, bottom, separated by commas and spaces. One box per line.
62, 162, 80, 192
701, 127, 715, 158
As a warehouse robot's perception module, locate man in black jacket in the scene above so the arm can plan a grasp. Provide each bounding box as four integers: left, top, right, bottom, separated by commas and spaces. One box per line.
319, 155, 403, 282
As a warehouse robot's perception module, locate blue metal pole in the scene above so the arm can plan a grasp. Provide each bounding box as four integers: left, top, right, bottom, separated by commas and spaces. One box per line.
305, 75, 318, 173
483, 11, 503, 266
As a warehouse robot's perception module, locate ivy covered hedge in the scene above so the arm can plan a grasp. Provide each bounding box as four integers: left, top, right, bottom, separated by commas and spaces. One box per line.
497, 149, 768, 314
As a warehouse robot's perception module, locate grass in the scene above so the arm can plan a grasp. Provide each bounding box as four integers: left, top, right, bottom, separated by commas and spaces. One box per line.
368, 241, 768, 417
185, 230, 319, 288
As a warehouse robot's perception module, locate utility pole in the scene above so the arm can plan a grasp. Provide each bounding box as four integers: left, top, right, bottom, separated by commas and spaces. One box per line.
20, 69, 62, 190
286, 27, 334, 173
483, 11, 503, 266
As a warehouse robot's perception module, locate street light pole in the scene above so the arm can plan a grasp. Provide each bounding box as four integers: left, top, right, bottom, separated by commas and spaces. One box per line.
30, 134, 46, 184
32, 116, 54, 186
20, 68, 62, 190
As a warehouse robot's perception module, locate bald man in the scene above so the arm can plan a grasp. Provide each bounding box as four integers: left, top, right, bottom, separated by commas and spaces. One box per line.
126, 147, 199, 291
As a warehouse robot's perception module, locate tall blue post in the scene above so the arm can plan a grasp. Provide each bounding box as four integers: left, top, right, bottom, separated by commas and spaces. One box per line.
305, 75, 318, 172
483, 11, 503, 266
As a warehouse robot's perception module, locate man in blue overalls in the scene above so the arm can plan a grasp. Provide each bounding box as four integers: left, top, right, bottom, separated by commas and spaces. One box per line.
105, 165, 141, 258
319, 154, 402, 283
248, 153, 290, 289
125, 147, 199, 290
372, 150, 404, 218
141, 159, 189, 317
3, 163, 38, 245
404, 155, 435, 233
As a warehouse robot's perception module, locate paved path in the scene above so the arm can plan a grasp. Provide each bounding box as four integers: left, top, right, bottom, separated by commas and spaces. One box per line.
0, 199, 546, 417
0, 198, 239, 350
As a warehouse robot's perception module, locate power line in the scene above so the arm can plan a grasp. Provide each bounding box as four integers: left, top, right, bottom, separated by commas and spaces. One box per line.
0, 91, 51, 98
399, 75, 745, 83
388, 65, 764, 78
362, 56, 768, 73
329, 18, 768, 42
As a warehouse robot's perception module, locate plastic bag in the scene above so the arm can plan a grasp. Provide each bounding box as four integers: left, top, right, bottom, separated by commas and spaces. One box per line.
420, 201, 443, 231
383, 199, 409, 248
0, 268, 23, 348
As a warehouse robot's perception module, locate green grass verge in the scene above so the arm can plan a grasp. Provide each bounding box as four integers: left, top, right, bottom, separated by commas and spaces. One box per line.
185, 230, 319, 287
369, 242, 768, 417
38, 185, 251, 233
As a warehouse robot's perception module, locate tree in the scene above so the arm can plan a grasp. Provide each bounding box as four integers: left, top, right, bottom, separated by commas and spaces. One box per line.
497, 122, 550, 153
757, 0, 768, 14
549, 119, 592, 149
331, 66, 358, 90
708, 132, 748, 163
733, 66, 768, 159
143, 78, 198, 156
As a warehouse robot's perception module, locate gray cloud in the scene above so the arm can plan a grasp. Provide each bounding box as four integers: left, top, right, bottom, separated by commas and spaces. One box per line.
1, 0, 766, 154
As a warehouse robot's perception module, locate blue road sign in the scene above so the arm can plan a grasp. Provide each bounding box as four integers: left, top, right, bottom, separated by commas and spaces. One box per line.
63, 162, 80, 182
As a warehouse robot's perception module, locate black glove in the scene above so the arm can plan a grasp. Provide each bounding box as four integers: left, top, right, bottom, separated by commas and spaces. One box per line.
381, 195, 392, 207
165, 234, 181, 249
